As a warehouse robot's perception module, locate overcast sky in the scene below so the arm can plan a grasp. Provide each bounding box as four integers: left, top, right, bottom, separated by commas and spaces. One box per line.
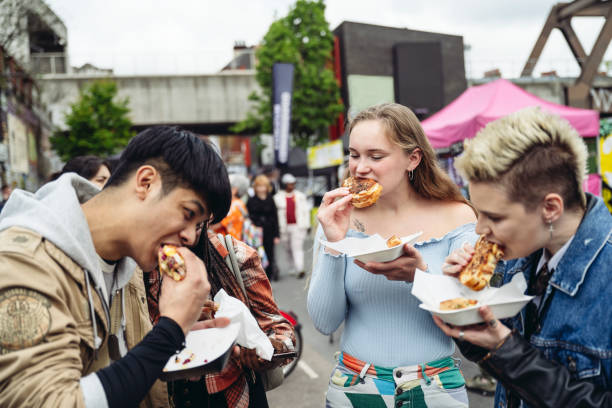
45, 0, 610, 78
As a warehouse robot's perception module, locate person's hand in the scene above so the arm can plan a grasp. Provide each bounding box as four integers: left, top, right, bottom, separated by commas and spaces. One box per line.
198, 299, 220, 320
190, 317, 231, 331
433, 306, 512, 350
441, 242, 474, 276
159, 247, 211, 335
273, 237, 280, 245
354, 244, 427, 282
317, 187, 353, 242
233, 338, 290, 371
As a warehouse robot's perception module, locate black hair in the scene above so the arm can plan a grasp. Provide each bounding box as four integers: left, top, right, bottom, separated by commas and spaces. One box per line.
61, 155, 110, 181
105, 126, 231, 223
105, 156, 120, 173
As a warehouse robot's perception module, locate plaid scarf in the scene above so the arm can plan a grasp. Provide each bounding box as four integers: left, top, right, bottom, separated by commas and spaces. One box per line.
145, 231, 256, 408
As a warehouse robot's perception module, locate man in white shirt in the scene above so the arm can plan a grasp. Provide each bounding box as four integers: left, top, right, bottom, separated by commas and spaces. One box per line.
274, 173, 310, 278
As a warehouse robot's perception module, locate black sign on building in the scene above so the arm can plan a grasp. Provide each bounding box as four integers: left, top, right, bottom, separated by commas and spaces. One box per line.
333, 22, 467, 119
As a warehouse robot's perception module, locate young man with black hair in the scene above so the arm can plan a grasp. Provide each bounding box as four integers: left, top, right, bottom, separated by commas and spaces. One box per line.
0, 126, 232, 407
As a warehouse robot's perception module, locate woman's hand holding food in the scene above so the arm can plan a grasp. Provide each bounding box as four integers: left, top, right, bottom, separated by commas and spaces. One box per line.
433, 306, 512, 350
441, 242, 475, 277
354, 244, 427, 282
317, 187, 353, 242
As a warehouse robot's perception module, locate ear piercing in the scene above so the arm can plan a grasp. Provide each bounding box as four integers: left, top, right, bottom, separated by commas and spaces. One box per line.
547, 219, 554, 240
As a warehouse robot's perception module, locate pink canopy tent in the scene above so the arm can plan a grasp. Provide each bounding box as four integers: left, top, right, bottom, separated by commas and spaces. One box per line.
422, 79, 600, 149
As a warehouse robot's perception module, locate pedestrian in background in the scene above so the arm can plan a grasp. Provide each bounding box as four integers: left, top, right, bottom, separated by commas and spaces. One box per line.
247, 175, 280, 280
61, 155, 112, 189
262, 165, 280, 195
212, 174, 250, 240
274, 173, 310, 279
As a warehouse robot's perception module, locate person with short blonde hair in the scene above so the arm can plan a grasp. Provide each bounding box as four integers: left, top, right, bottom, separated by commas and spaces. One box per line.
456, 106, 587, 210
436, 107, 612, 407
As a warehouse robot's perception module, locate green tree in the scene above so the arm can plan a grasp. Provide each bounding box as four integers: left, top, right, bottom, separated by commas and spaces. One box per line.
233, 0, 343, 150
51, 81, 134, 161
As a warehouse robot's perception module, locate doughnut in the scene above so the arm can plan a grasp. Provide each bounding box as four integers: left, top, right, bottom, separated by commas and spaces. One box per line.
342, 177, 383, 208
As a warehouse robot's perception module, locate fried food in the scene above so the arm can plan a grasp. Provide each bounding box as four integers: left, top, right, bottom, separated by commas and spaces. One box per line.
386, 235, 402, 247
342, 177, 383, 208
158, 244, 186, 281
201, 299, 221, 319
459, 236, 504, 291
439, 297, 478, 310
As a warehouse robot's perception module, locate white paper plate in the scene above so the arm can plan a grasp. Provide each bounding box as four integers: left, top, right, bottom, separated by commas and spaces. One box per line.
419, 297, 532, 326
160, 322, 240, 381
353, 231, 423, 263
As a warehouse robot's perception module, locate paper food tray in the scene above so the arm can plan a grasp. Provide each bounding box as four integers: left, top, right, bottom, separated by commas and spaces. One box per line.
412, 270, 533, 326
320, 231, 423, 263
160, 322, 240, 381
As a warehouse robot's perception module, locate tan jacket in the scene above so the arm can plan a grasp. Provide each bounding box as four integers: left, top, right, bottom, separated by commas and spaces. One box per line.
0, 227, 169, 407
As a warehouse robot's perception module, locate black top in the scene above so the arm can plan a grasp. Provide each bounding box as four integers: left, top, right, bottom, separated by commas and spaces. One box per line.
247, 195, 280, 239
96, 316, 185, 407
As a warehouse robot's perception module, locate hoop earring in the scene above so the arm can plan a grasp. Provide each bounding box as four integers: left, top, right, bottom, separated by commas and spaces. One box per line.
547, 219, 554, 241
409, 170, 414, 181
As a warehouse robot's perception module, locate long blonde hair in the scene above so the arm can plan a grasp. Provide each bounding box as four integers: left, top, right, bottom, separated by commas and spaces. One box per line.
349, 103, 472, 209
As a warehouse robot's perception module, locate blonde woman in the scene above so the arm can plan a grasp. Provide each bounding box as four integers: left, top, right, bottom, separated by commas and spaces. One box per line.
247, 175, 280, 280
435, 107, 612, 408
308, 103, 477, 407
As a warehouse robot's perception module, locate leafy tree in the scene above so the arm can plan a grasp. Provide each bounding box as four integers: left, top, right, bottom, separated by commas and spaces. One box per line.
233, 0, 343, 150
51, 81, 134, 161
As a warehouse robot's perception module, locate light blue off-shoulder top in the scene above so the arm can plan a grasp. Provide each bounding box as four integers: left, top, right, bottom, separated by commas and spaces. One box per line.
307, 222, 477, 367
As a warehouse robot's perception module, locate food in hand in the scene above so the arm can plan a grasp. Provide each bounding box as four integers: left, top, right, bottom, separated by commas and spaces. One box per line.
158, 244, 186, 281
201, 299, 220, 318
342, 177, 383, 208
439, 297, 478, 310
459, 236, 504, 291
386, 235, 401, 247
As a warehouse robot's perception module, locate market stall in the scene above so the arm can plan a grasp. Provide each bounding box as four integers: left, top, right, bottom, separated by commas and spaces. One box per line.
422, 79, 601, 194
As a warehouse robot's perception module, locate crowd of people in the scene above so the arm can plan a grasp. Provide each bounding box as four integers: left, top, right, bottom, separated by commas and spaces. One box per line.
211, 170, 312, 281
0, 103, 610, 408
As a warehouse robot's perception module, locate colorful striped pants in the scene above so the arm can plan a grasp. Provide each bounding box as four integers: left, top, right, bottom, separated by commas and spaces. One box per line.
325, 352, 469, 408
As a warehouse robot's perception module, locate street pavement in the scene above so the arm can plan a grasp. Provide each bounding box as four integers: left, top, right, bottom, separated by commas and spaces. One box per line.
266, 236, 494, 408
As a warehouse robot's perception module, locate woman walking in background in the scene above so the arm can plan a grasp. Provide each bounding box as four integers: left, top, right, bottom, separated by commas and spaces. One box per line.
247, 175, 280, 280
212, 174, 250, 240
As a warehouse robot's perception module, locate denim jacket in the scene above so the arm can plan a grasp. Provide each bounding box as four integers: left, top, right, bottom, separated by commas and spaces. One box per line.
490, 194, 612, 408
